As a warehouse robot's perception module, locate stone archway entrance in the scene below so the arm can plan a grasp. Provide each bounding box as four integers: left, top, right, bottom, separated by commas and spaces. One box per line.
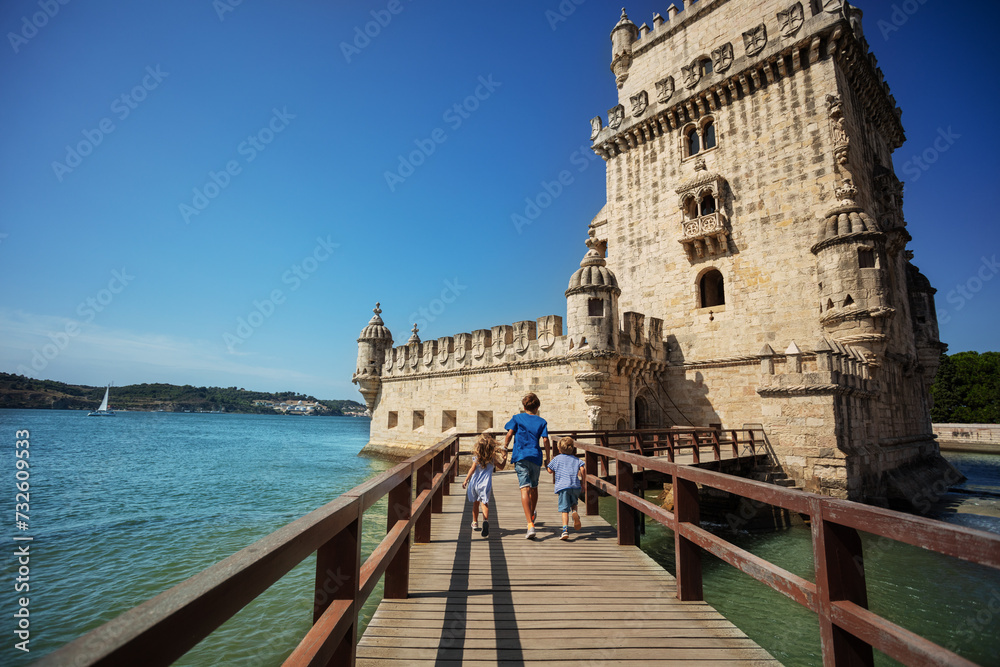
635, 395, 654, 429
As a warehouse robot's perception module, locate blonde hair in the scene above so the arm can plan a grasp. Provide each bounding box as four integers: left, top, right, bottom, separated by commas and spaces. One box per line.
472, 432, 500, 469
557, 436, 576, 455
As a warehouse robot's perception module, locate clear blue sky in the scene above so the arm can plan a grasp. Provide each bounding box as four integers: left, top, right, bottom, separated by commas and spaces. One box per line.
1, 0, 998, 400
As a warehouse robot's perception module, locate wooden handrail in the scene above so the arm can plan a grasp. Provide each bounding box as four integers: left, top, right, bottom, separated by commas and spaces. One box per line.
574, 439, 1000, 667
35, 436, 460, 667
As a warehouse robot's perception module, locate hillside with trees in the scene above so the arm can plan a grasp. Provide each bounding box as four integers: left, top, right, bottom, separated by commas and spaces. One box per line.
0, 373, 366, 416
930, 352, 1000, 424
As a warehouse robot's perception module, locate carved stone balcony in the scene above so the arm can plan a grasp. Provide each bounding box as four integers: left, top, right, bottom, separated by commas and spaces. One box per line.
679, 212, 729, 259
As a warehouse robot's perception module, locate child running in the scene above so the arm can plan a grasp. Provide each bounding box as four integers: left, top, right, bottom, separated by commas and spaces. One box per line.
546, 436, 585, 540
461, 432, 507, 538
504, 393, 549, 539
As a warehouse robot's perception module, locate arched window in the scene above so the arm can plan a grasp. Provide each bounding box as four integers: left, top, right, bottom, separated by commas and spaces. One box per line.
703, 121, 716, 149
687, 127, 700, 156
699, 194, 716, 216
699, 58, 713, 76
683, 196, 699, 220
699, 269, 725, 308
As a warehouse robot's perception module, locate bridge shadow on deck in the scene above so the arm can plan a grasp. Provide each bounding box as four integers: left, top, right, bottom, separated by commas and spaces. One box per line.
357, 469, 777, 665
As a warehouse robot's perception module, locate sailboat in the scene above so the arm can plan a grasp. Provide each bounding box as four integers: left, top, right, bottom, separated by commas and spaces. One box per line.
88, 386, 116, 416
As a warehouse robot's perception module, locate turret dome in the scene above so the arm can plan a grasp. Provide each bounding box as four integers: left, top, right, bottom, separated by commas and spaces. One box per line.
358, 303, 392, 342
566, 229, 621, 296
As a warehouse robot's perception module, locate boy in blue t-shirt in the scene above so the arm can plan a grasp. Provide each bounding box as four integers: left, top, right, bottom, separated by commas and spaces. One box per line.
503, 392, 549, 539
546, 436, 585, 540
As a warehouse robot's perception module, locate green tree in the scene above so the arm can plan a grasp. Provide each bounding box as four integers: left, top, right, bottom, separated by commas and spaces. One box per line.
930, 352, 1000, 423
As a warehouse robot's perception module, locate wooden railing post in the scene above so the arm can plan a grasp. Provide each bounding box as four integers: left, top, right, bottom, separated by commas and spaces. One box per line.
616, 459, 635, 546
313, 505, 361, 663
450, 438, 459, 482
384, 475, 412, 600
691, 433, 701, 464
666, 432, 675, 463
730, 429, 739, 458
585, 449, 599, 516
711, 430, 721, 461
414, 460, 433, 543
432, 451, 444, 513
674, 475, 703, 601
748, 429, 757, 456
813, 502, 874, 667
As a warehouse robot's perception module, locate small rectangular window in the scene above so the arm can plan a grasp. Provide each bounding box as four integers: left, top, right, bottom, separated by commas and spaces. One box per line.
588, 298, 604, 317
412, 410, 425, 430
442, 410, 456, 432
858, 248, 876, 269
388, 411, 398, 429
477, 410, 493, 432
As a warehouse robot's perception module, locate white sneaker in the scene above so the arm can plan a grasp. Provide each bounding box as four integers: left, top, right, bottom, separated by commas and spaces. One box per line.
526, 524, 536, 539
471, 521, 480, 531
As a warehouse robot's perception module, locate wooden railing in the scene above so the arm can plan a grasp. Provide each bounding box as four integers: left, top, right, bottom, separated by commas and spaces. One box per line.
35, 436, 460, 667
544, 427, 769, 465
576, 440, 1000, 667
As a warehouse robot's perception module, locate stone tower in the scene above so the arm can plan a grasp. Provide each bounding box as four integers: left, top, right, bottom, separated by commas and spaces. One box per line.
352, 303, 392, 412
566, 229, 622, 429
352, 1, 953, 507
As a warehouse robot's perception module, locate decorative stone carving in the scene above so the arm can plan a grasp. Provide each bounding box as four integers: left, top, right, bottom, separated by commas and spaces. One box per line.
655, 76, 674, 104
587, 405, 601, 429
454, 333, 470, 361
492, 325, 512, 357
777, 3, 804, 38
835, 179, 859, 207
623, 312, 645, 346
513, 320, 536, 353
407, 324, 420, 344
437, 337, 451, 364
537, 315, 562, 350
823, 0, 844, 13
630, 90, 648, 117
422, 340, 436, 366
648, 318, 663, 349
608, 104, 625, 130
472, 329, 490, 359
676, 158, 729, 260
743, 23, 767, 57
396, 347, 405, 370
712, 43, 734, 73
826, 94, 850, 167
610, 9, 638, 89
681, 61, 701, 89
590, 115, 603, 140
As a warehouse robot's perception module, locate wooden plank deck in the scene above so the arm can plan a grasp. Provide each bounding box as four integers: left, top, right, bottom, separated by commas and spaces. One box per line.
357, 469, 779, 666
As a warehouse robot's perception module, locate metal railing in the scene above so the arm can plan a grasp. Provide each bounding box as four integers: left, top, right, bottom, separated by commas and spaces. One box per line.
576, 440, 1000, 667
36, 436, 460, 667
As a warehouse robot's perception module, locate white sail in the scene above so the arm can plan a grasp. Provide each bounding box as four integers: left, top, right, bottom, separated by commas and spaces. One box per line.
98, 387, 110, 412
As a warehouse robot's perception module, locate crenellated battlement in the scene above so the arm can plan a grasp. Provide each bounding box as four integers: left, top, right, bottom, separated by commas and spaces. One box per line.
592, 1, 904, 163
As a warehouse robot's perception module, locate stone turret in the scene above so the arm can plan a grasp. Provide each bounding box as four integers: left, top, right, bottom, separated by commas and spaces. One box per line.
352, 303, 393, 411
566, 228, 620, 353
566, 228, 621, 429
610, 8, 638, 89
812, 180, 894, 364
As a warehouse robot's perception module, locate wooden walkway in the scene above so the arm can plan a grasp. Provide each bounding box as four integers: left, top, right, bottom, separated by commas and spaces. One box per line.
357, 469, 779, 666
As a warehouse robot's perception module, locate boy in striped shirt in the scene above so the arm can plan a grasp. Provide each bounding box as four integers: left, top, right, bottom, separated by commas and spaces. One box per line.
546, 436, 585, 540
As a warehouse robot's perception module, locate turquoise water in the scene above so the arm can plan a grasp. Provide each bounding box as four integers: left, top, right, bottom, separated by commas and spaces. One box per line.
3, 409, 998, 666
0, 410, 391, 665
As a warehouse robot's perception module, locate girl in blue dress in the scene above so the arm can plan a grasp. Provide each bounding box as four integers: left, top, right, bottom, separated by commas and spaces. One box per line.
461, 432, 508, 538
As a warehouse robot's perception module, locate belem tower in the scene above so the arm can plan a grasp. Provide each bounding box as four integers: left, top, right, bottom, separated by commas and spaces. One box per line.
352, 0, 952, 506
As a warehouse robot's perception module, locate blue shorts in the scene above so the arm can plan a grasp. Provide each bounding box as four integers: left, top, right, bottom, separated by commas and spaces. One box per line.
515, 460, 541, 488
557, 488, 580, 513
